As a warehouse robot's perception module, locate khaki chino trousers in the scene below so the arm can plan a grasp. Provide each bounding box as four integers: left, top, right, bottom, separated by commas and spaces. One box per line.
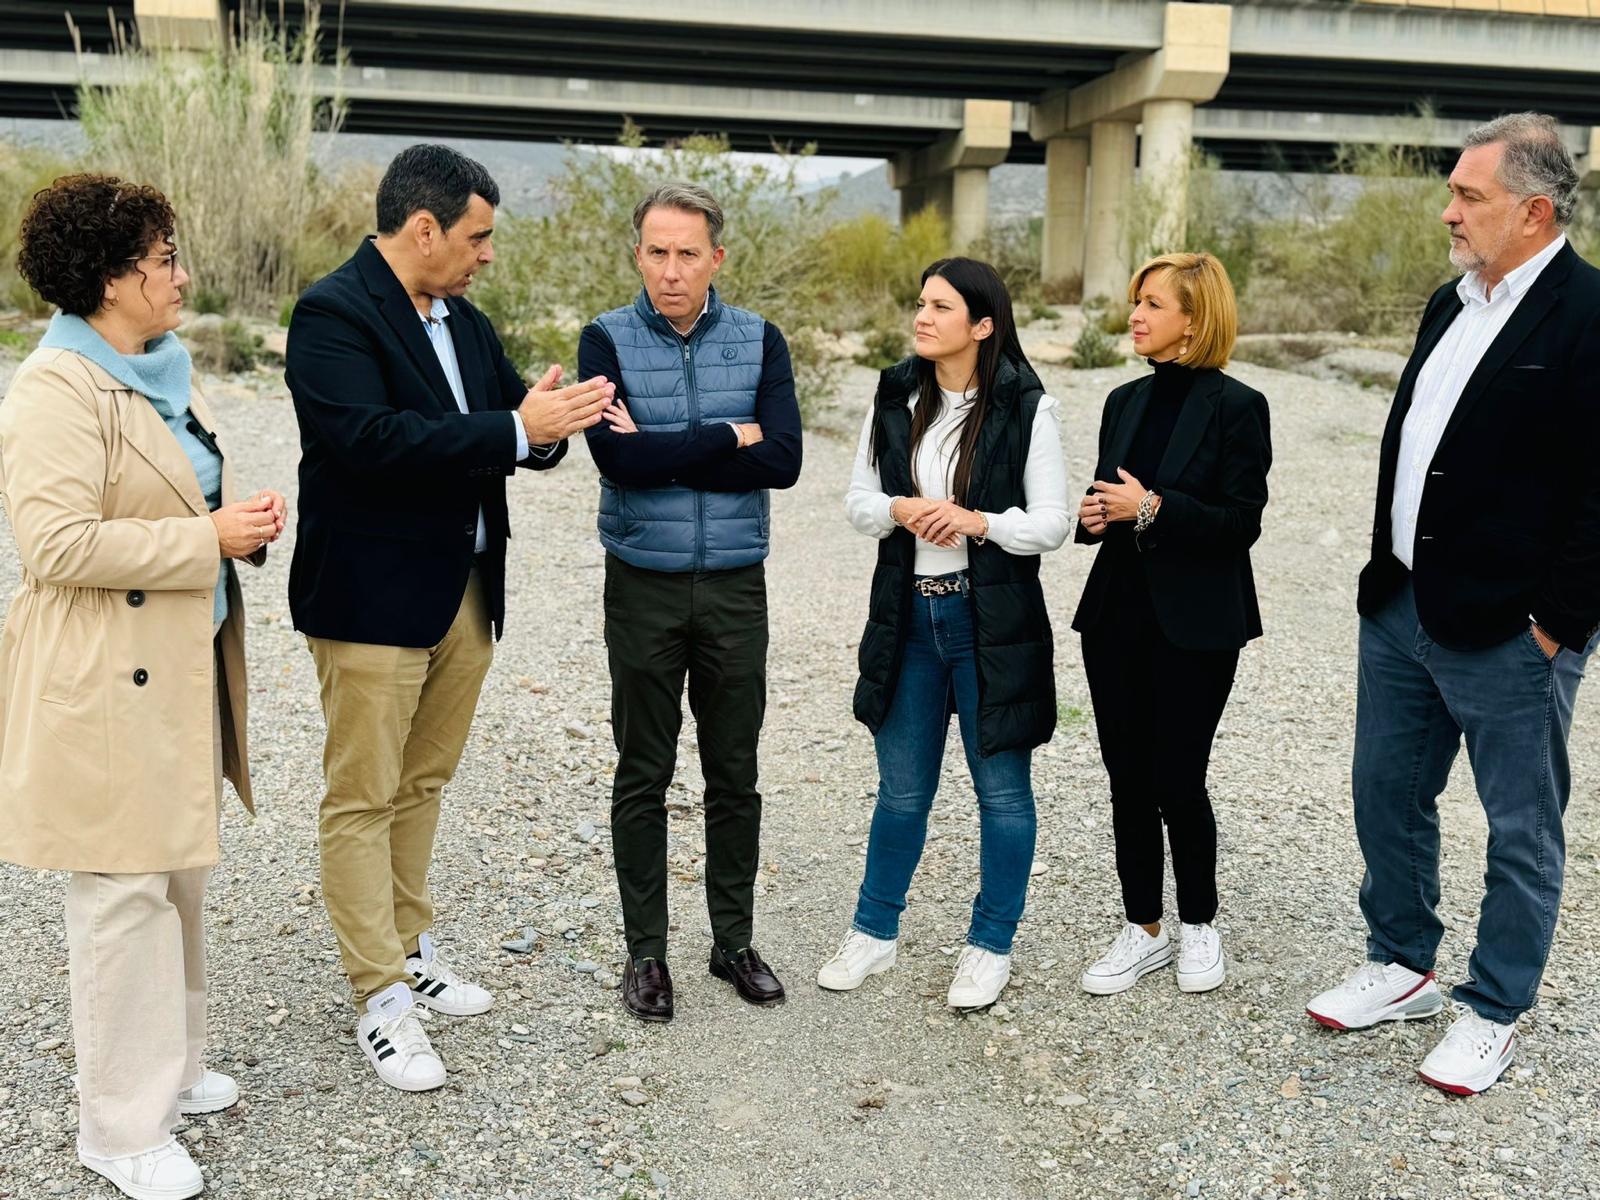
308, 572, 493, 1008
65, 644, 223, 1158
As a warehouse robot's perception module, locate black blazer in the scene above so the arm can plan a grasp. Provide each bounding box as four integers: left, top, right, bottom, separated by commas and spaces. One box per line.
1359, 240, 1600, 652
1072, 369, 1272, 652
285, 238, 566, 648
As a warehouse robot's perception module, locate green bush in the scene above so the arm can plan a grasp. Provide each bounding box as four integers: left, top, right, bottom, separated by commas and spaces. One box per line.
966, 217, 1044, 308
475, 124, 845, 420
185, 316, 264, 373
1071, 318, 1125, 370
854, 320, 910, 370
0, 141, 78, 316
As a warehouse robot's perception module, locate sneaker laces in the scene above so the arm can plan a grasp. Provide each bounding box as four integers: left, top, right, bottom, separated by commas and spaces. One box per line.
1101, 923, 1148, 969
413, 946, 466, 989
1437, 1003, 1503, 1060
1339, 960, 1394, 995
952, 944, 985, 983
375, 1010, 434, 1061
1179, 924, 1217, 969
834, 930, 875, 962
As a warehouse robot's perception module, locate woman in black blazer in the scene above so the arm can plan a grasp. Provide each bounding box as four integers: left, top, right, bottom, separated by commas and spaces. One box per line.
1072, 252, 1271, 999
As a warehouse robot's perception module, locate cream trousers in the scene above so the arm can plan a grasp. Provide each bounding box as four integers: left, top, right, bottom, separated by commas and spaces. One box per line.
65, 639, 223, 1158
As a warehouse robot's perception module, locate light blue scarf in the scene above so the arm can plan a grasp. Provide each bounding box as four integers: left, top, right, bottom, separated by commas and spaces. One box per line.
38, 312, 229, 627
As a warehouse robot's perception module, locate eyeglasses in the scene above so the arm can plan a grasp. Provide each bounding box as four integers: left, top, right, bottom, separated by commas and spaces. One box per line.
124, 248, 180, 278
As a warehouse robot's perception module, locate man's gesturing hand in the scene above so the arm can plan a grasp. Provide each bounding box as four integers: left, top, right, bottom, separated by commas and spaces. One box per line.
518, 364, 615, 444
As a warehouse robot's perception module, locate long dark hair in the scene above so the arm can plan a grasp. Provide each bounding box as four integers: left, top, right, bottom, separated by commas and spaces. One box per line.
901, 257, 1031, 505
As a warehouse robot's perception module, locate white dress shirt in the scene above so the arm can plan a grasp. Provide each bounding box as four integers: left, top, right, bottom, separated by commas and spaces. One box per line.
419, 297, 549, 554
1390, 234, 1566, 569
845, 386, 1072, 574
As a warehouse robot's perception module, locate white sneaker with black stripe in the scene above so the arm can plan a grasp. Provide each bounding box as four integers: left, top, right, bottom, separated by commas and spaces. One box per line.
406, 932, 494, 1016
357, 982, 445, 1092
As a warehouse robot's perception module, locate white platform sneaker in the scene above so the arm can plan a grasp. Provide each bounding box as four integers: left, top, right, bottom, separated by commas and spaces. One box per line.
406, 932, 494, 1017
1081, 923, 1172, 995
946, 945, 1011, 1009
1417, 1005, 1518, 1095
1176, 923, 1226, 993
816, 930, 898, 992
78, 1138, 203, 1200
1305, 961, 1445, 1031
357, 981, 446, 1092
177, 1070, 239, 1116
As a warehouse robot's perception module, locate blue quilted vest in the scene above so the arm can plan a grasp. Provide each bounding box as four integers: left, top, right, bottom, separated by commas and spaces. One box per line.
594, 287, 769, 573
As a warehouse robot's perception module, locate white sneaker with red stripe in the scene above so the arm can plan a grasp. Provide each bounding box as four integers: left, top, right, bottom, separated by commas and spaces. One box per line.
406, 932, 494, 1017
1305, 960, 1445, 1030
1417, 1005, 1518, 1095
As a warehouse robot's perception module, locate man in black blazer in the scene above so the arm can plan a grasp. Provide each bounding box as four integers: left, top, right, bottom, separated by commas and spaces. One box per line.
286, 145, 613, 1091
1306, 114, 1600, 1096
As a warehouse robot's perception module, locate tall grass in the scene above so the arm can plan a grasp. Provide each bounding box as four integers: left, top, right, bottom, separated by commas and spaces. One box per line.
75, 1, 346, 314
0, 142, 78, 316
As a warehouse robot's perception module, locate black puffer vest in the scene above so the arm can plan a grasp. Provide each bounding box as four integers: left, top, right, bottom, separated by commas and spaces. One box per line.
852, 355, 1057, 757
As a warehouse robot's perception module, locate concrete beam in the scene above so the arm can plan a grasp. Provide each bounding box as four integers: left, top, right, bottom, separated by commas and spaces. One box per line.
1031, 2, 1230, 138
889, 100, 1012, 250
134, 0, 223, 50
1082, 120, 1138, 304
1582, 127, 1600, 190
1041, 135, 1089, 293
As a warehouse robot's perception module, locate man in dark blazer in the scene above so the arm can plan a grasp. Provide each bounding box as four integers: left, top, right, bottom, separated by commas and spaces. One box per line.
286, 145, 613, 1091
1306, 114, 1600, 1096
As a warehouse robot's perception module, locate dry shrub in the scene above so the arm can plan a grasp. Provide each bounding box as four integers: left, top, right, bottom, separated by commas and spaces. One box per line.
75, 1, 346, 315
0, 142, 80, 315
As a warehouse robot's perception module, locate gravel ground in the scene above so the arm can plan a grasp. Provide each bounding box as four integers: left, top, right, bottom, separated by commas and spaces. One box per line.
0, 350, 1596, 1200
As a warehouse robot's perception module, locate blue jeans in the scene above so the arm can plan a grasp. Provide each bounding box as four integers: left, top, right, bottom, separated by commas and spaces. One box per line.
852, 581, 1037, 954
1354, 579, 1593, 1023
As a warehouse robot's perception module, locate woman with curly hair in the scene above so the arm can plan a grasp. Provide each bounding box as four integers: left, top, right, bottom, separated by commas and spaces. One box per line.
0, 174, 285, 1200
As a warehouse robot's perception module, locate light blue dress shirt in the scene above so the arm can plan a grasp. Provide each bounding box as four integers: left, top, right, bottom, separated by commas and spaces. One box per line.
418, 297, 552, 553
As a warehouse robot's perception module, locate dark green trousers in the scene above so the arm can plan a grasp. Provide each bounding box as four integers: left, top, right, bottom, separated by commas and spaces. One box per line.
604, 554, 768, 961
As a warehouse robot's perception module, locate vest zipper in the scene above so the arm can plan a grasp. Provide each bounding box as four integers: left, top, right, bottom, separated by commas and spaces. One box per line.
681, 333, 705, 571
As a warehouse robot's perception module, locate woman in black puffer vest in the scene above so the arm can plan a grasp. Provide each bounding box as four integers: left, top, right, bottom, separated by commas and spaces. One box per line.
817, 257, 1072, 1010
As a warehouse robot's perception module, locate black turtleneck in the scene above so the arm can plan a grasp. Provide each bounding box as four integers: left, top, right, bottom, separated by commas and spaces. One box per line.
1124, 358, 1196, 486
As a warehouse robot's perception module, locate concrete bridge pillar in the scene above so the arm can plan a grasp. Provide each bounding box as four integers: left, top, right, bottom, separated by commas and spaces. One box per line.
134, 0, 224, 49
1029, 1, 1231, 295
890, 99, 1012, 251
1040, 135, 1089, 298
1083, 120, 1138, 304
1140, 98, 1195, 252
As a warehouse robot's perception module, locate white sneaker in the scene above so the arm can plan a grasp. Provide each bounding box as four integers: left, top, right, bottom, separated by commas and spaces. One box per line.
1176, 922, 1226, 993
946, 945, 1011, 1009
177, 1069, 238, 1115
357, 981, 446, 1092
78, 1138, 202, 1200
816, 929, 898, 992
1417, 1004, 1518, 1095
1081, 923, 1172, 995
1305, 961, 1445, 1031
406, 932, 494, 1016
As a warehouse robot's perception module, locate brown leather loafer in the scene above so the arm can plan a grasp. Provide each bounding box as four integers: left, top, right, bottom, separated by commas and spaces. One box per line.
709, 945, 786, 1006
622, 957, 673, 1023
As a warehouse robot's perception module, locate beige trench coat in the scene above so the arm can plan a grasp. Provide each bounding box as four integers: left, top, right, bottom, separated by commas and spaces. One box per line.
0, 347, 261, 873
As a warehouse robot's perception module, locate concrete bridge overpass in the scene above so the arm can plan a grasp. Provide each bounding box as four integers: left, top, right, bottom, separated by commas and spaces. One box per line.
4, 0, 1600, 298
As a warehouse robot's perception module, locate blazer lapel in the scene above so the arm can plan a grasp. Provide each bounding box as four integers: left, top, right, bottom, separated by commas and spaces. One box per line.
1155, 370, 1222, 487
1375, 291, 1464, 507
1434, 279, 1561, 454
356, 239, 458, 412
1102, 377, 1151, 479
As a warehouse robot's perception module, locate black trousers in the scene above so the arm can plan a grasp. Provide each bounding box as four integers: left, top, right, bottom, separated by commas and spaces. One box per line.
604, 554, 768, 961
1080, 577, 1239, 926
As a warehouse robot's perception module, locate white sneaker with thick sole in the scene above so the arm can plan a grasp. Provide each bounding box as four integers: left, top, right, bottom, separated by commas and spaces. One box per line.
946, 945, 1011, 1009
78, 1138, 203, 1200
1176, 922, 1226, 993
357, 981, 446, 1092
177, 1069, 238, 1115
406, 932, 494, 1017
1417, 1005, 1518, 1095
1305, 961, 1445, 1031
816, 929, 898, 992
1081, 923, 1172, 995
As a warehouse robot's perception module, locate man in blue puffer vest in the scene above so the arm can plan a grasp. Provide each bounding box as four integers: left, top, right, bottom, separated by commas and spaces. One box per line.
578, 183, 803, 1023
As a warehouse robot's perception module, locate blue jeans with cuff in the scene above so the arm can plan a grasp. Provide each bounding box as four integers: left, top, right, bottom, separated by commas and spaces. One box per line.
852, 579, 1037, 955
